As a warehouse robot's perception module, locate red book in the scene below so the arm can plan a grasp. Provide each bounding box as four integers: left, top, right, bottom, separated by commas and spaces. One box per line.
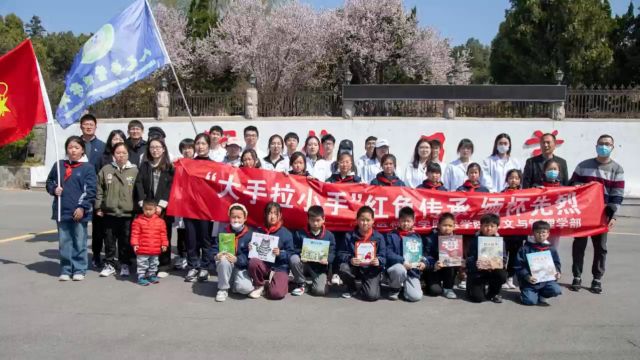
355, 241, 377, 265
0, 39, 48, 147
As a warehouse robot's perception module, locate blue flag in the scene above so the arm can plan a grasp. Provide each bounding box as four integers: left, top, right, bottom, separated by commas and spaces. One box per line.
55, 0, 169, 128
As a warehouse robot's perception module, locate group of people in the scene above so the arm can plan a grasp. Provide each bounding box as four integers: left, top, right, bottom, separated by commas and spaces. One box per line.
45, 114, 625, 304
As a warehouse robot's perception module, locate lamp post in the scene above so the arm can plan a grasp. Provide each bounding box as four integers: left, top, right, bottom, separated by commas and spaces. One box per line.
555, 69, 564, 85
344, 67, 353, 85
342, 66, 354, 119
248, 73, 257, 88
447, 73, 455, 85
161, 77, 168, 91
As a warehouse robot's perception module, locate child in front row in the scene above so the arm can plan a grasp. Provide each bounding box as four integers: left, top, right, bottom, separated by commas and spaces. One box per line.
502, 169, 527, 289
212, 203, 255, 302
290, 206, 336, 296
466, 213, 508, 303
130, 199, 168, 286
514, 220, 562, 306
417, 162, 447, 190
247, 202, 294, 300
423, 212, 460, 299
385, 207, 427, 302
338, 206, 387, 301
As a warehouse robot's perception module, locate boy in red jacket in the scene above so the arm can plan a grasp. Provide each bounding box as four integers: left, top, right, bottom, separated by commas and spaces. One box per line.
131, 199, 168, 286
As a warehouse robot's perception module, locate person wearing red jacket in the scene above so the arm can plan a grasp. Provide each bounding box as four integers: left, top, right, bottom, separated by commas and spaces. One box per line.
131, 199, 168, 286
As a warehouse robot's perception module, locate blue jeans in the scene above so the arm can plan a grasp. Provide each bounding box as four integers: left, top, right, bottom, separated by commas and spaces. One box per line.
520, 281, 562, 305
57, 221, 88, 276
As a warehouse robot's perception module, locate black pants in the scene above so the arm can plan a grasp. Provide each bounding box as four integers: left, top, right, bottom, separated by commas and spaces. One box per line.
91, 216, 105, 264
104, 215, 133, 268
177, 228, 187, 258
338, 263, 381, 301
184, 218, 212, 270
572, 233, 608, 280
423, 267, 457, 296
505, 236, 526, 277
467, 269, 507, 303
159, 216, 173, 267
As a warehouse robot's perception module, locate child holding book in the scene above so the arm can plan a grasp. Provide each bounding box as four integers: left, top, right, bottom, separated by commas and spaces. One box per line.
466, 213, 508, 303
417, 162, 447, 190
212, 203, 255, 302
423, 213, 460, 299
247, 202, 294, 300
385, 207, 427, 302
338, 206, 387, 301
290, 206, 336, 296
130, 199, 168, 286
514, 220, 562, 306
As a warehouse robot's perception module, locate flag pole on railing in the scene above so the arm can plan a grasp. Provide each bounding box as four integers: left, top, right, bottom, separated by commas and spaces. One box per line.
145, 0, 198, 135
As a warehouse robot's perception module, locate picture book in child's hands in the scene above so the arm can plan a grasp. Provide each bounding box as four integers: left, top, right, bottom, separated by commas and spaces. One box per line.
218, 233, 236, 255
526, 250, 557, 283
438, 235, 463, 267
248, 233, 279, 263
355, 241, 377, 265
402, 237, 423, 267
477, 236, 504, 270
301, 238, 330, 263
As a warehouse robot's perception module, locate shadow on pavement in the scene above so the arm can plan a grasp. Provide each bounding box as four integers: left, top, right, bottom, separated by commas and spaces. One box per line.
192, 281, 217, 298
26, 232, 59, 243
25, 260, 60, 277
39, 249, 59, 260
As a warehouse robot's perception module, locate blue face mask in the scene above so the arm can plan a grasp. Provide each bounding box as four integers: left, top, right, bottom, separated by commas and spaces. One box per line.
545, 170, 559, 181
596, 145, 612, 158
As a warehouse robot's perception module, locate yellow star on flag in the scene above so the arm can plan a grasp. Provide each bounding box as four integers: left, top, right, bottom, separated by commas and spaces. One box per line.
0, 93, 10, 117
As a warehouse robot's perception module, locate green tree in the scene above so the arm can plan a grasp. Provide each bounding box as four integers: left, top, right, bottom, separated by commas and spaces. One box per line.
25, 15, 46, 38
454, 38, 491, 84
187, 0, 218, 38
490, 0, 614, 86
0, 14, 27, 55
609, 2, 639, 85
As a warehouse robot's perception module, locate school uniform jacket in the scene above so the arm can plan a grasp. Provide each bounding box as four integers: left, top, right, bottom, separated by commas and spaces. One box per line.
293, 227, 336, 272
416, 180, 447, 191
384, 230, 427, 278
211, 222, 254, 270
256, 226, 294, 272
514, 240, 561, 289
133, 161, 175, 212
466, 234, 507, 276
84, 136, 106, 173
46, 156, 96, 222
456, 180, 490, 193
325, 173, 362, 183
338, 229, 387, 268
369, 172, 406, 187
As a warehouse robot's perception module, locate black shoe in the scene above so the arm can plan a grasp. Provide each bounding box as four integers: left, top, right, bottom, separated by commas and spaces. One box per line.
569, 278, 581, 292
491, 294, 503, 303
590, 280, 602, 294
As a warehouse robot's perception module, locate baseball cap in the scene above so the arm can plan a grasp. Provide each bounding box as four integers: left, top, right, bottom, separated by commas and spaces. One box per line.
226, 137, 242, 148
375, 139, 390, 148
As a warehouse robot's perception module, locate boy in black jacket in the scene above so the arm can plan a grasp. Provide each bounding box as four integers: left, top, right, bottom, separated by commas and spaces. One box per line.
466, 214, 507, 303
290, 206, 336, 297
514, 221, 562, 306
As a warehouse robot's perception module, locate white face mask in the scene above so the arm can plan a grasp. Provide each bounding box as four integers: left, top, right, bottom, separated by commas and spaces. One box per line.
230, 222, 244, 231
497, 145, 509, 154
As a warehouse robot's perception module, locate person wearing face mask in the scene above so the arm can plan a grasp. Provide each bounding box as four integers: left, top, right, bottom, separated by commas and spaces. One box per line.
569, 134, 625, 295
482, 133, 522, 192
523, 133, 568, 188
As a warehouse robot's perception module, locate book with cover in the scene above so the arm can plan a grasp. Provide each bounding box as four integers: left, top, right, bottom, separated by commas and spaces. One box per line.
218, 233, 236, 255
526, 250, 557, 283
301, 238, 330, 263
402, 237, 423, 267
438, 235, 463, 267
477, 236, 504, 270
248, 233, 279, 263
355, 241, 377, 265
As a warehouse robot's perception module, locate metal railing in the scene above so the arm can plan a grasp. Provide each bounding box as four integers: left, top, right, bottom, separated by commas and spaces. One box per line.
258, 91, 341, 117
566, 85, 640, 118
88, 92, 156, 118
170, 92, 244, 117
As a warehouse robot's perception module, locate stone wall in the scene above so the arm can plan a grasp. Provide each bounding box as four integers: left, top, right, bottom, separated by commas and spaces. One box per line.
0, 166, 31, 189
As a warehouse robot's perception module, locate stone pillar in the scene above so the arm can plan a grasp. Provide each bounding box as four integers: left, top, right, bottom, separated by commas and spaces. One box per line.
27, 124, 46, 164
342, 100, 355, 119
245, 88, 258, 119
552, 101, 565, 120
443, 100, 456, 119
156, 90, 170, 121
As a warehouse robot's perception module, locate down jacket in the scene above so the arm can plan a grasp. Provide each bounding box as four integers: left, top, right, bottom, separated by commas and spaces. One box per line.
130, 213, 168, 255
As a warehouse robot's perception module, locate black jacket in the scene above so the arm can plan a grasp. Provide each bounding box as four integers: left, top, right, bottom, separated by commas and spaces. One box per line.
522, 154, 569, 189
126, 138, 147, 167
133, 161, 174, 213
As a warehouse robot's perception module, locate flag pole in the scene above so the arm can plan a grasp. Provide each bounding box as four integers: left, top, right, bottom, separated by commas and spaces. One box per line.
145, 0, 198, 135
35, 52, 61, 222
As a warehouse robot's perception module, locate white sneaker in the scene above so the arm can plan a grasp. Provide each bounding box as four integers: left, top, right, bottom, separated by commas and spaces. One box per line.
120, 265, 130, 277
99, 264, 116, 277
248, 286, 264, 299
457, 280, 466, 290
59, 274, 71, 281
444, 289, 457, 299
505, 277, 517, 289
174, 257, 188, 270
215, 290, 228, 302
157, 271, 169, 278
72, 274, 85, 281
331, 274, 342, 285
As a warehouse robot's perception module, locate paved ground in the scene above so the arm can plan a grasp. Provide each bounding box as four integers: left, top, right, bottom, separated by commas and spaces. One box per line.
1, 189, 639, 360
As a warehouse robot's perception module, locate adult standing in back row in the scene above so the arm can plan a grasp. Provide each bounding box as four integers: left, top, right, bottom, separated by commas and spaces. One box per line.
125, 120, 147, 166
522, 133, 568, 188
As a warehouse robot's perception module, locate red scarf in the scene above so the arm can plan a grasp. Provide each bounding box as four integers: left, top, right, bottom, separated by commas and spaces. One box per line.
64, 161, 83, 181
542, 181, 561, 187
357, 228, 373, 242
335, 175, 355, 183
462, 180, 480, 192
226, 224, 249, 254
396, 228, 415, 237
305, 225, 326, 239
263, 221, 283, 235
376, 173, 399, 186
531, 243, 550, 251
420, 180, 443, 189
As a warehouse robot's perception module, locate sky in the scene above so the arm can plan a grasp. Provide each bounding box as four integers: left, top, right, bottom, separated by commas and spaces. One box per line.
0, 0, 636, 45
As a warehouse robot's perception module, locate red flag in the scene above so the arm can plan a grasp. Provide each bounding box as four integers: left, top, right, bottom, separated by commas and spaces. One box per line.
0, 39, 48, 147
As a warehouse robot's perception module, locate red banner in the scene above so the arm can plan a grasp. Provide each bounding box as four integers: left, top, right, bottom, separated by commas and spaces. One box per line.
167, 159, 608, 237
